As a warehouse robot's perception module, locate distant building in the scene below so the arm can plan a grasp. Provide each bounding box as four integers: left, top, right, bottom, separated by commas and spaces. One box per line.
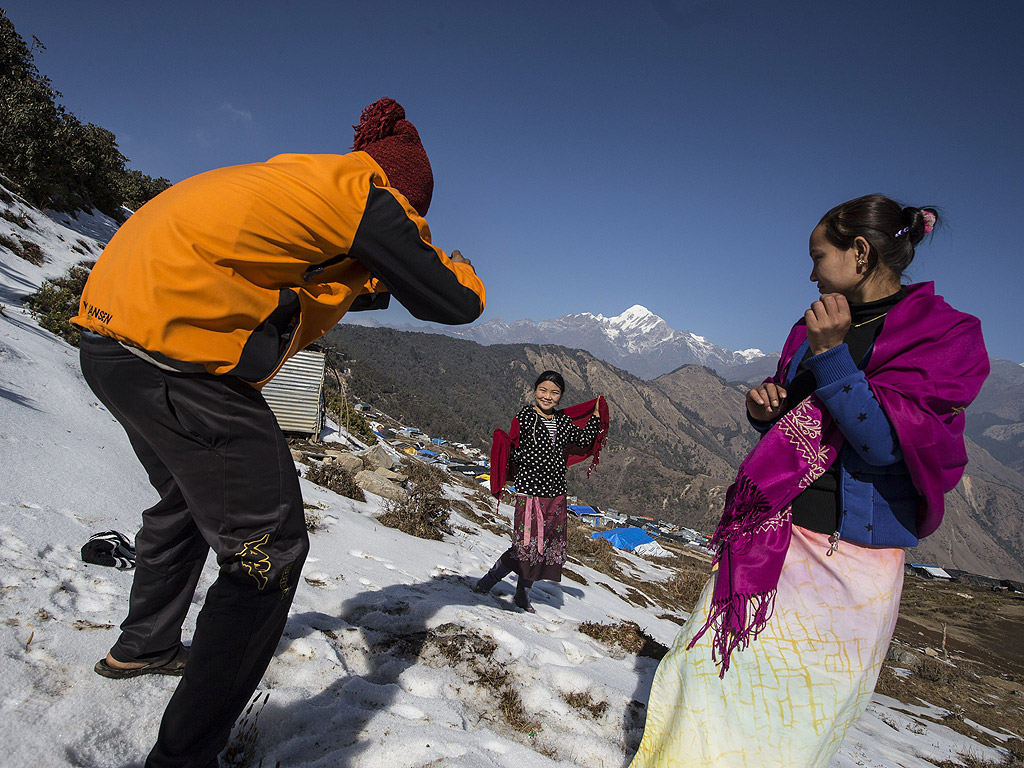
262, 348, 326, 438
944, 569, 1003, 589
907, 563, 953, 581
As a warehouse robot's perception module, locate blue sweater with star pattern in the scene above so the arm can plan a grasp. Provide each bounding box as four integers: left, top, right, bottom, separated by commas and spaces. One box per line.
752, 339, 922, 547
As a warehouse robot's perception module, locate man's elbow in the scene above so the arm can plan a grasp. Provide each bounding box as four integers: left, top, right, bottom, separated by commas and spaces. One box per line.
436, 295, 485, 325
408, 291, 484, 325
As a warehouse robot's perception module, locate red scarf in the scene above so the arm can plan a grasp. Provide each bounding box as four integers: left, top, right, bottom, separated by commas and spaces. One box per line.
489, 397, 609, 497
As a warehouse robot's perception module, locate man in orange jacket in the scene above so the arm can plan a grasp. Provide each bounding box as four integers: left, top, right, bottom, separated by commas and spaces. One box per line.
73, 98, 485, 768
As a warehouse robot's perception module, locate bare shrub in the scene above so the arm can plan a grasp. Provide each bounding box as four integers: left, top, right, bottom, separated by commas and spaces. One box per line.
304, 462, 365, 502
378, 460, 451, 540
302, 503, 328, 533
0, 207, 32, 228
917, 655, 968, 693
24, 261, 94, 345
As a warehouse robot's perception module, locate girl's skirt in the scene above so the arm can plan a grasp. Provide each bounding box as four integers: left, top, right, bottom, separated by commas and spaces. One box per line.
628, 525, 905, 768
499, 494, 568, 581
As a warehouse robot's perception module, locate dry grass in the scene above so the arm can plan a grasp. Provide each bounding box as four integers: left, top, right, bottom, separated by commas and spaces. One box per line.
221, 692, 280, 768
562, 690, 609, 720
499, 687, 538, 733
448, 497, 510, 537
419, 623, 540, 734
565, 521, 710, 614
931, 741, 1024, 768
561, 567, 588, 585
303, 461, 366, 502
577, 620, 668, 660
0, 232, 44, 265
875, 640, 1024, 751
566, 521, 622, 574
661, 566, 708, 612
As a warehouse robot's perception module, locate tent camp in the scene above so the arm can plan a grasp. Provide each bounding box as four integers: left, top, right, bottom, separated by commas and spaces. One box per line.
593, 528, 672, 558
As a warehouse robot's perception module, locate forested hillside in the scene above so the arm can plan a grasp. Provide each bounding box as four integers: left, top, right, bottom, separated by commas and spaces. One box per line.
0, 10, 168, 217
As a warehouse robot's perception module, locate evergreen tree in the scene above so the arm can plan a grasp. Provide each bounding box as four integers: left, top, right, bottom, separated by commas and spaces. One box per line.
0, 10, 170, 217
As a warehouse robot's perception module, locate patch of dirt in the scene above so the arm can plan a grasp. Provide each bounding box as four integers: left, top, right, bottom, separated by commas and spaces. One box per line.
878, 577, 1024, 752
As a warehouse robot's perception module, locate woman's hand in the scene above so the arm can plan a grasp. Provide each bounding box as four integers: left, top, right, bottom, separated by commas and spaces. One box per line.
805, 293, 852, 355
747, 383, 787, 422
593, 396, 602, 416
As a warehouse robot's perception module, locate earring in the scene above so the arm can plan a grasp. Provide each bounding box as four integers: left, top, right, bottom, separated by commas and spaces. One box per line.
856, 257, 866, 268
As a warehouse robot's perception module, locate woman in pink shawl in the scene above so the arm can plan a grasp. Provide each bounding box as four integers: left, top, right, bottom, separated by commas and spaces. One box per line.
629, 195, 989, 768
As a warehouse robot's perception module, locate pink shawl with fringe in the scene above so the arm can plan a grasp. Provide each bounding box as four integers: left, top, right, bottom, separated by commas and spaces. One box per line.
691, 282, 988, 675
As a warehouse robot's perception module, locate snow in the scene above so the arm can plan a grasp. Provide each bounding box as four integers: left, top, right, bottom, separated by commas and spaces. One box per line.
734, 347, 767, 362
608, 305, 657, 331
0, 188, 1013, 766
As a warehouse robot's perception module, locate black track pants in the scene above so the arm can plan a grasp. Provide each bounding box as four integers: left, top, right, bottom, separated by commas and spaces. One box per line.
79, 333, 308, 768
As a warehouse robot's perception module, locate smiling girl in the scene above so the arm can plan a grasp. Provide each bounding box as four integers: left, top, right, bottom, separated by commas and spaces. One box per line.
476, 371, 605, 612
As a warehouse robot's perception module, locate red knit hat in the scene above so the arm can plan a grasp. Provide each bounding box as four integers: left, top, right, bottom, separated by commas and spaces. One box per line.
352, 98, 434, 216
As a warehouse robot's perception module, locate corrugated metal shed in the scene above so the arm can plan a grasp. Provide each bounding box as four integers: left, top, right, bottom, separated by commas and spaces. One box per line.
263, 349, 326, 436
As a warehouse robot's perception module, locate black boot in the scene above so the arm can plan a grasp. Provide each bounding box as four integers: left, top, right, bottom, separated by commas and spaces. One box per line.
474, 560, 511, 594
514, 578, 535, 613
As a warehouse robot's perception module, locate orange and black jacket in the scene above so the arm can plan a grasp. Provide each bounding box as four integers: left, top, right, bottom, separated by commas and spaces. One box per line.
72, 151, 485, 386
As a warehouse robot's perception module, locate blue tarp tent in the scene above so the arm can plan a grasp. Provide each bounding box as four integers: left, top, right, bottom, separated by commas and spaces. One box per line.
591, 527, 655, 551
568, 505, 598, 516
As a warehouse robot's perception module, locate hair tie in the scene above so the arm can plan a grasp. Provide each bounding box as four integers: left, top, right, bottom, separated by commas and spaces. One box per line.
922, 210, 936, 234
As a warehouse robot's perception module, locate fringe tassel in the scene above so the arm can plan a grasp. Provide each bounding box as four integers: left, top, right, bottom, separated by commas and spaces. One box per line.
687, 590, 777, 678
586, 429, 609, 478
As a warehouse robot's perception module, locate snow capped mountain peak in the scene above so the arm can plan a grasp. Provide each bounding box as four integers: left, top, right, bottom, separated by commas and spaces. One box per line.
390, 303, 779, 380
611, 304, 655, 323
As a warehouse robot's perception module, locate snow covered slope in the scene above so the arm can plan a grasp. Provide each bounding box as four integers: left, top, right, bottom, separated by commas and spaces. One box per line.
0, 186, 1010, 767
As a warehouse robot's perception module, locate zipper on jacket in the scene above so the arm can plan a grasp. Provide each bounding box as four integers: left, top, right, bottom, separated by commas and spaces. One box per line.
828, 471, 850, 556
826, 530, 840, 556
303, 253, 352, 282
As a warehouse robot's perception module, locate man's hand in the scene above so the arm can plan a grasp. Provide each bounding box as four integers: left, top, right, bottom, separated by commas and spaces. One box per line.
747, 383, 787, 422
450, 249, 472, 266
805, 293, 851, 356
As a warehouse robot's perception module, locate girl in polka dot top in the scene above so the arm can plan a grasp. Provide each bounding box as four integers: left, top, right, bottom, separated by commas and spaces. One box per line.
475, 371, 602, 612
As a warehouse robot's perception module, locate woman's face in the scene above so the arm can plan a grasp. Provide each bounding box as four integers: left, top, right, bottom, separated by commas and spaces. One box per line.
534, 381, 562, 412
808, 225, 860, 297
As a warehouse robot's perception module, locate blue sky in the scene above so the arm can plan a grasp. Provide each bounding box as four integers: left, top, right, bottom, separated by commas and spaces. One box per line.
6, 1, 1023, 362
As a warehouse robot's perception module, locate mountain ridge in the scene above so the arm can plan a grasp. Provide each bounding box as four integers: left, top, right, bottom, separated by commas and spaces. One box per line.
324, 324, 1024, 581
347, 304, 778, 381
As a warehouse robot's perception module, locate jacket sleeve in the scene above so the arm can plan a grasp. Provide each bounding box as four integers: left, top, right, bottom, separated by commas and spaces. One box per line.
348, 183, 485, 324
565, 412, 600, 448
804, 344, 902, 466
